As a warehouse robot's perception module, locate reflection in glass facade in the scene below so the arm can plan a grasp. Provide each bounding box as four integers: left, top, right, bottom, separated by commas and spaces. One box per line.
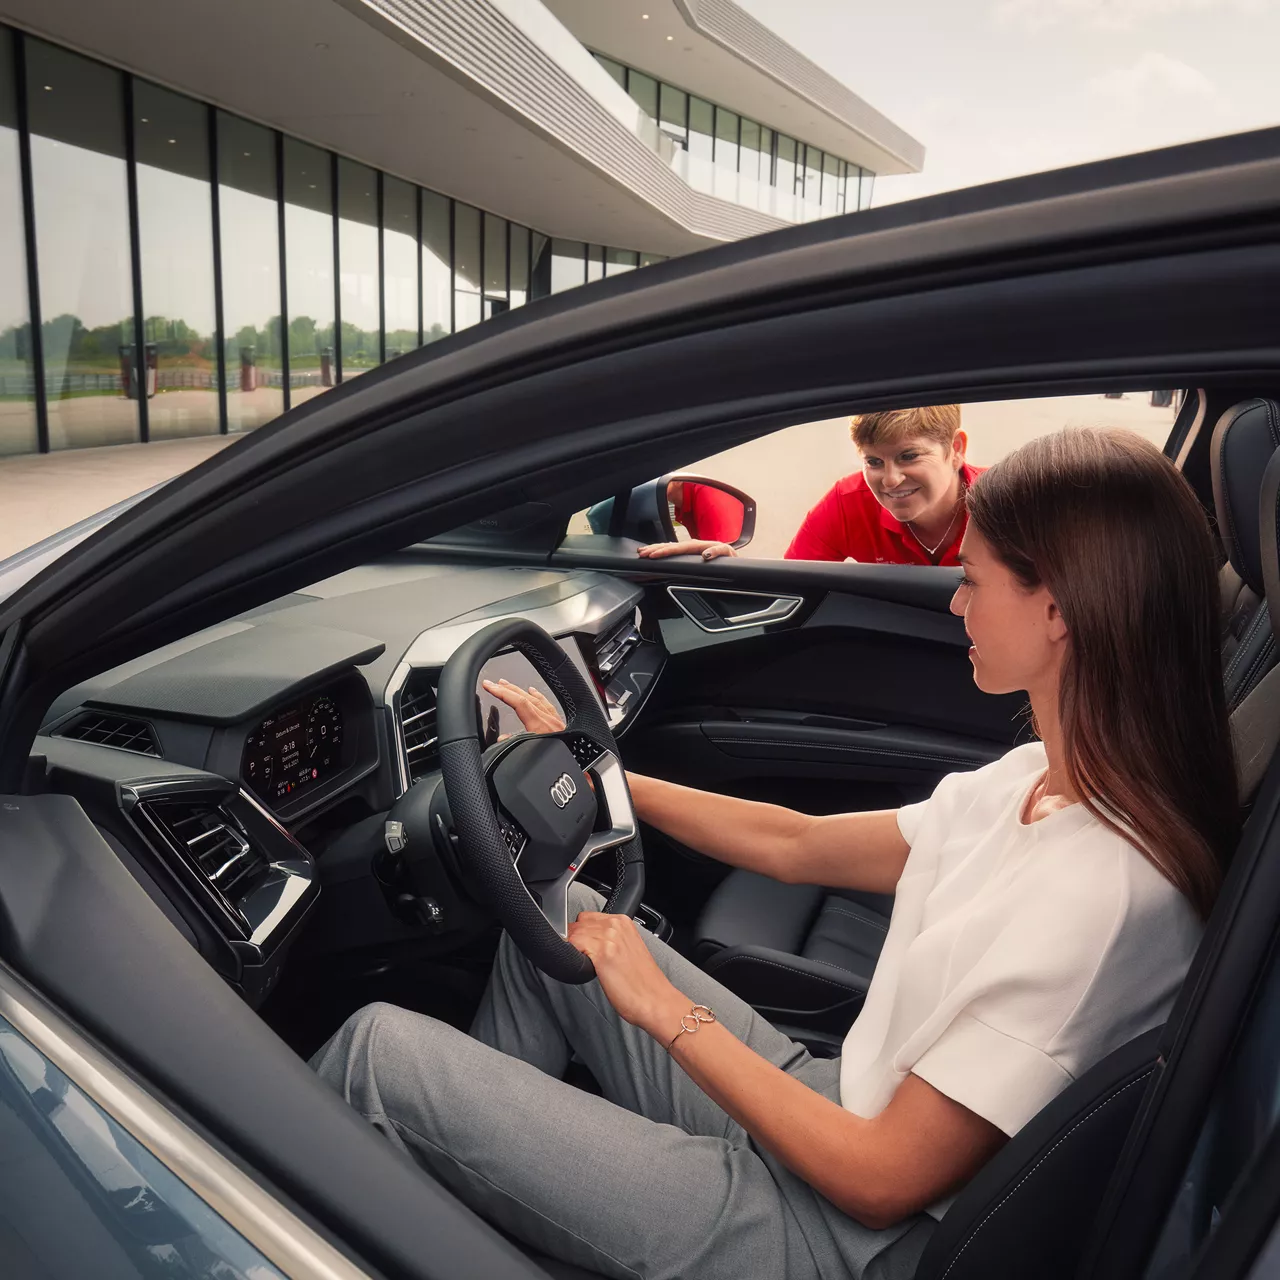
218, 114, 282, 432
338, 157, 380, 379
590, 50, 873, 215
134, 81, 218, 440
0, 27, 35, 455
421, 190, 452, 344
27, 39, 137, 451
0, 24, 662, 455
283, 139, 334, 406
383, 175, 418, 360
454, 203, 482, 332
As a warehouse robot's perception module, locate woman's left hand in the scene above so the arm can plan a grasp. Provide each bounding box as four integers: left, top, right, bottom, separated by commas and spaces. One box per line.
566, 912, 684, 1034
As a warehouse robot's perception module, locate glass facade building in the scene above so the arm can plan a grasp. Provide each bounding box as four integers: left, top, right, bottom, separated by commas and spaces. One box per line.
0, 25, 664, 454
593, 52, 874, 218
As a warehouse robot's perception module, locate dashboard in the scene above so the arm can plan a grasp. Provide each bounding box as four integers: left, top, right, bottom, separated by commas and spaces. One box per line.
28, 560, 666, 1006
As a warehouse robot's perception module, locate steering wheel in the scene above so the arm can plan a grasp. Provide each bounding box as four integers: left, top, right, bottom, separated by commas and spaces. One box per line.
387, 617, 645, 983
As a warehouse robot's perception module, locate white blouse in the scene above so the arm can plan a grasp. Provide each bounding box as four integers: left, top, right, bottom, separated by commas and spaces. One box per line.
839, 742, 1201, 1141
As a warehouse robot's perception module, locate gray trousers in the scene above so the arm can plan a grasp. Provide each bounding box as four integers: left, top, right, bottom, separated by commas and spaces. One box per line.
311, 885, 934, 1280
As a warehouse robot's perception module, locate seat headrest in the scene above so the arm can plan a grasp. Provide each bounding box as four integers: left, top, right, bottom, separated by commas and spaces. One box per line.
1211, 399, 1280, 595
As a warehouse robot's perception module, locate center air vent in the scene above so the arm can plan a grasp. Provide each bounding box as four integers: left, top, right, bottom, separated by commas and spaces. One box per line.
143, 797, 268, 915
399, 668, 440, 786
58, 711, 160, 757
595, 612, 642, 678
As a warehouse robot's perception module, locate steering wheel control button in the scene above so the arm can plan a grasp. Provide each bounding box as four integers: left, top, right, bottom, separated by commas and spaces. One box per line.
566, 733, 604, 770
384, 819, 407, 853
491, 737, 597, 885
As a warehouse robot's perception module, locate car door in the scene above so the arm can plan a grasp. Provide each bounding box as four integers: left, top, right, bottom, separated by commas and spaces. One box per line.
0, 131, 1276, 1280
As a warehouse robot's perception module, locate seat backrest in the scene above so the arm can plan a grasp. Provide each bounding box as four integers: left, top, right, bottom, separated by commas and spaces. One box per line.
914, 1028, 1163, 1280
1232, 446, 1280, 802
1213, 399, 1280, 710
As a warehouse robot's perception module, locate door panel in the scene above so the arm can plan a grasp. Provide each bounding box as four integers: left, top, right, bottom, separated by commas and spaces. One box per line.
611, 559, 1025, 921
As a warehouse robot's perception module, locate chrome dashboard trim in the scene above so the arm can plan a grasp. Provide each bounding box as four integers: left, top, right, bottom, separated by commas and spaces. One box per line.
524, 748, 637, 939
119, 777, 318, 959
0, 963, 372, 1279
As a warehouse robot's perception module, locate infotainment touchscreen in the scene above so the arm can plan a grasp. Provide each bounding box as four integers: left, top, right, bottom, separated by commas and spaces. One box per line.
242, 690, 345, 805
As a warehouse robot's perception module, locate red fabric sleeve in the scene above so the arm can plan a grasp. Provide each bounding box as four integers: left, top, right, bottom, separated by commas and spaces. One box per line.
784, 484, 851, 561
684, 483, 746, 544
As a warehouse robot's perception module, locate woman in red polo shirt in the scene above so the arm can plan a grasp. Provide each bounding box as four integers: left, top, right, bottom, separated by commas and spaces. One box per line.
638, 405, 982, 566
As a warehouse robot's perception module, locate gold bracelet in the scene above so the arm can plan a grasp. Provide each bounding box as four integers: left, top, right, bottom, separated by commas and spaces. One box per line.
667, 1004, 716, 1052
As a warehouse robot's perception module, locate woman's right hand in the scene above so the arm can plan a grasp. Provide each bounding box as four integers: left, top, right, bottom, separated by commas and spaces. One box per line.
637, 540, 738, 561
481, 678, 567, 735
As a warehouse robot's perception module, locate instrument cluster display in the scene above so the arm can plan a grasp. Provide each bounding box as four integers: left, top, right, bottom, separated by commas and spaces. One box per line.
242, 691, 345, 806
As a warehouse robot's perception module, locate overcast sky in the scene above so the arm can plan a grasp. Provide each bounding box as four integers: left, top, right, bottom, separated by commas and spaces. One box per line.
738, 0, 1280, 205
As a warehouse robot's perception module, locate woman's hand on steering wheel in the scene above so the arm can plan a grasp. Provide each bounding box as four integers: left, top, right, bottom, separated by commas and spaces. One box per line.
566, 911, 684, 1034
482, 678, 566, 735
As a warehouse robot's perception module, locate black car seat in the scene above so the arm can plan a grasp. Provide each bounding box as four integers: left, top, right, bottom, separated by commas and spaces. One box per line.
1213, 398, 1280, 711
691, 398, 1280, 1052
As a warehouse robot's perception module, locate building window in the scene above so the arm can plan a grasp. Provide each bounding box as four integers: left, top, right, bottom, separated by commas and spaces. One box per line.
551, 238, 585, 294
282, 138, 335, 405
421, 189, 451, 343
714, 107, 739, 174
453, 202, 482, 330
605, 248, 638, 276
509, 224, 529, 308
218, 113, 283, 433
0, 25, 662, 458
382, 174, 418, 360
530, 232, 551, 301
688, 97, 714, 165
0, 27, 36, 455
594, 53, 626, 90
591, 50, 871, 219
26, 39, 138, 450
483, 211, 508, 319
659, 83, 687, 148
133, 81, 218, 440
627, 69, 658, 121
775, 134, 797, 197
337, 157, 380, 380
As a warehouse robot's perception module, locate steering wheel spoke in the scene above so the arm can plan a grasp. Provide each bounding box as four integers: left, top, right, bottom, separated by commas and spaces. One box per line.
392, 616, 644, 984
516, 747, 636, 937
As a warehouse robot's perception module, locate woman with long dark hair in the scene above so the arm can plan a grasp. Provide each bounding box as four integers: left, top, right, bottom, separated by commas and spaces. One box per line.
313, 428, 1239, 1280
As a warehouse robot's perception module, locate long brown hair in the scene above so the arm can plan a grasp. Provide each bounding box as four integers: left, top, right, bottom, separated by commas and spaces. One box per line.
966, 427, 1239, 919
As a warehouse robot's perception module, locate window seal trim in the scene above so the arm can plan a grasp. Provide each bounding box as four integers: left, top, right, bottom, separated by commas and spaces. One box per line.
0, 960, 371, 1280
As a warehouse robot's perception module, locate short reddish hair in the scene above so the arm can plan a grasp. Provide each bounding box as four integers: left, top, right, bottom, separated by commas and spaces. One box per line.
851, 405, 962, 451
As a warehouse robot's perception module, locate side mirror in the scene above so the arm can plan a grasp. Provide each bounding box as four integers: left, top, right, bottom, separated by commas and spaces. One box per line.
592, 474, 757, 549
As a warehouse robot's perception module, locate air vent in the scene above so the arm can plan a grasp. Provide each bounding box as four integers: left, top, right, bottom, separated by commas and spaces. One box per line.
595, 612, 642, 678
144, 797, 268, 910
59, 711, 160, 757
399, 668, 440, 786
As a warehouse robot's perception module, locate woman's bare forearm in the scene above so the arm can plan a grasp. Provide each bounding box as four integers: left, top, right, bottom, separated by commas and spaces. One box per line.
625, 773, 910, 892
625, 773, 811, 881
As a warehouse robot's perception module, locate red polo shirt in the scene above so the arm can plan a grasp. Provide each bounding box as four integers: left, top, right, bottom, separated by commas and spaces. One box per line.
784, 464, 985, 565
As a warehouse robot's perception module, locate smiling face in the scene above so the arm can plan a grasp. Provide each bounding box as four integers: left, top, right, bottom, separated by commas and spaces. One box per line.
949, 524, 1068, 697
859, 431, 968, 527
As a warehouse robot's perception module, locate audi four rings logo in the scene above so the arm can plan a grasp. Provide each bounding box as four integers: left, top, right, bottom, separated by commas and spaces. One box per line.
549, 773, 577, 808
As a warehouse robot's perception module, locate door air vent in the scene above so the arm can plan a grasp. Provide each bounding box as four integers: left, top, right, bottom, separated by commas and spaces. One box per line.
143, 797, 269, 917
58, 711, 161, 757
399, 668, 440, 786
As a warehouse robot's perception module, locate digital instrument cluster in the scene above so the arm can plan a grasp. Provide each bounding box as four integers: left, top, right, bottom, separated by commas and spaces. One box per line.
242, 691, 345, 806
